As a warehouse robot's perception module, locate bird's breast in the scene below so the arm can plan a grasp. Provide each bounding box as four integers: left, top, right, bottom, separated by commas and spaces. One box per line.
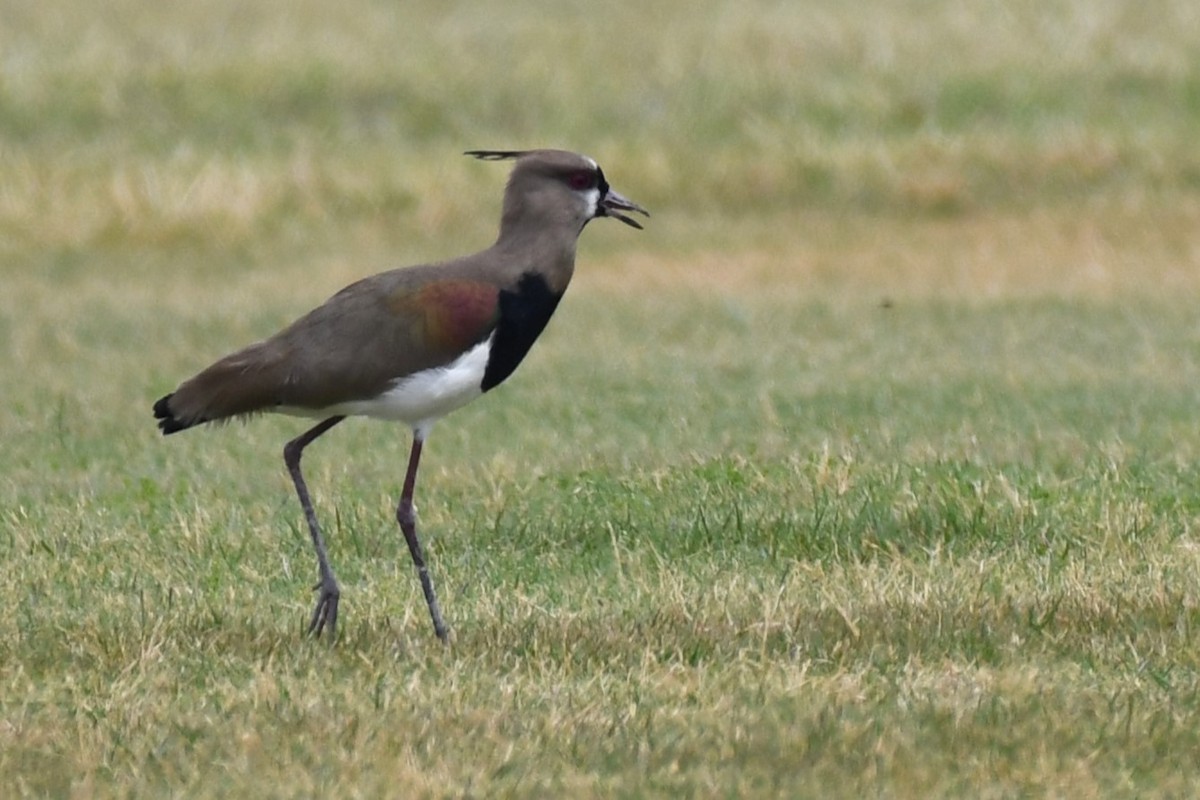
482, 272, 564, 391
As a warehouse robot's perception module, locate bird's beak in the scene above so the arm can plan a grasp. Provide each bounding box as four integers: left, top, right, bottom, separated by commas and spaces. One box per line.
600, 189, 650, 229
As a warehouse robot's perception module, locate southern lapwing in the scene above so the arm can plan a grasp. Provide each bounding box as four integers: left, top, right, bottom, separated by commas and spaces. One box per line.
153, 149, 648, 642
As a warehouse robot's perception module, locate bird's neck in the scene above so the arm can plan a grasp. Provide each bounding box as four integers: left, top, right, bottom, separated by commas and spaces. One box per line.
493, 218, 579, 292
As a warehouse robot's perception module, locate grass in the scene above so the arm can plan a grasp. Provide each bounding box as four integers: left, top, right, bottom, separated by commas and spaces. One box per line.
3, 0, 1200, 796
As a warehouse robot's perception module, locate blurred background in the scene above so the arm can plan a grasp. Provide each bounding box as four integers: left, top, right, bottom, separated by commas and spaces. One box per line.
4, 0, 1196, 260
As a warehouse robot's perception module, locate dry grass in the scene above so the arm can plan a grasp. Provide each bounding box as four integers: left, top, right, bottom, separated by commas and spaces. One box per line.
4, 0, 1200, 796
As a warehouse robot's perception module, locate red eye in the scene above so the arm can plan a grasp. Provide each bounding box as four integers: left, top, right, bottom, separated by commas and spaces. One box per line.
567, 171, 593, 190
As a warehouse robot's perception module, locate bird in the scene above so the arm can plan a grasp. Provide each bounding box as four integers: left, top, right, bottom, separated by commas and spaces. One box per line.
152, 149, 648, 642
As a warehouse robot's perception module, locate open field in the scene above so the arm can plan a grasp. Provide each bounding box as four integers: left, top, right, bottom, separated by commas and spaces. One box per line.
3, 0, 1200, 796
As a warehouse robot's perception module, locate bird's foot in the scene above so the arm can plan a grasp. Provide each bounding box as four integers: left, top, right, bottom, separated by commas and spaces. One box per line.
307, 578, 340, 640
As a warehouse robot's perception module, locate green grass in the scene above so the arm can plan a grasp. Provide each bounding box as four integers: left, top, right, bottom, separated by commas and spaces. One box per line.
4, 0, 1200, 796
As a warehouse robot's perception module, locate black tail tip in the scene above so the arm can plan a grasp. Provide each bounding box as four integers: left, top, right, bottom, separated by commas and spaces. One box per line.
153, 393, 191, 435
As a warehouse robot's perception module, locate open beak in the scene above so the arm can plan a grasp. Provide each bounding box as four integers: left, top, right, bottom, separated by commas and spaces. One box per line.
600, 189, 650, 229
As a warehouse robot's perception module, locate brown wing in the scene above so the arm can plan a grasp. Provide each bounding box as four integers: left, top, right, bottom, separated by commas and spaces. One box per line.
159, 272, 501, 426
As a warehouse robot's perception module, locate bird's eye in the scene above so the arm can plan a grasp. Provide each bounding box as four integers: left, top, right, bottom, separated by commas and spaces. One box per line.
567, 171, 593, 191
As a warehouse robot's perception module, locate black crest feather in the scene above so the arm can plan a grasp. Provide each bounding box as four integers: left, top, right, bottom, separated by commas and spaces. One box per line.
464, 150, 528, 161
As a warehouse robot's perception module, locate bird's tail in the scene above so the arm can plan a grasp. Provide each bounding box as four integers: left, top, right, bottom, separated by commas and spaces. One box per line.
153, 392, 195, 434
153, 342, 284, 435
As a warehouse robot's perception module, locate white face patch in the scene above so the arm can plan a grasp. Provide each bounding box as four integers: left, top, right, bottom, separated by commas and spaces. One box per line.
582, 186, 601, 219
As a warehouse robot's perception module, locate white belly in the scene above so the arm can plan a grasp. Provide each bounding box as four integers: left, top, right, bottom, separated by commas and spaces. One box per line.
278, 335, 491, 438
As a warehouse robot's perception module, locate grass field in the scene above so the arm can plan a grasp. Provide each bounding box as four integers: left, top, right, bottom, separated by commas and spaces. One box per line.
4, 0, 1200, 795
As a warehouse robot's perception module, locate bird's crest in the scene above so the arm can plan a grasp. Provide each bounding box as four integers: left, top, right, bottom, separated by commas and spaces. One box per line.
464, 150, 529, 161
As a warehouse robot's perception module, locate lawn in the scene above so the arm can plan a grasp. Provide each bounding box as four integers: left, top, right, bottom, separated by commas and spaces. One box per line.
3, 0, 1200, 796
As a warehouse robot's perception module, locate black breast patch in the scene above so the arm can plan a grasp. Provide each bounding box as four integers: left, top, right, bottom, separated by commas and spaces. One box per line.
481, 272, 563, 392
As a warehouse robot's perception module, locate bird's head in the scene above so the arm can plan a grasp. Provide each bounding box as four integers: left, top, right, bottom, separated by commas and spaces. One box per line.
468, 149, 650, 237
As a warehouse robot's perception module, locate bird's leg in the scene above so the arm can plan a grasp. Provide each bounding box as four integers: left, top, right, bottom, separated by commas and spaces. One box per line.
283, 415, 345, 639
397, 434, 451, 642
